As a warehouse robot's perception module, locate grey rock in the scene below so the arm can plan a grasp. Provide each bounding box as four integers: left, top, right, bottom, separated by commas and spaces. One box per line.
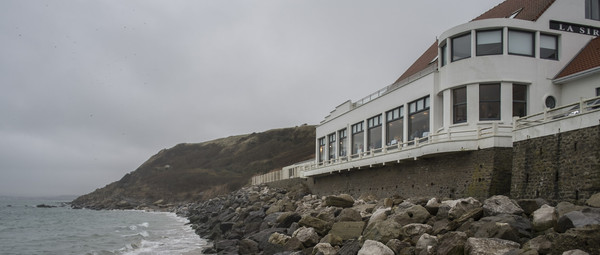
446, 197, 482, 220
522, 233, 557, 255
312, 243, 338, 255
277, 212, 302, 228
283, 237, 304, 251
556, 202, 585, 219
338, 240, 361, 255
415, 233, 438, 255
269, 232, 291, 246
329, 221, 365, 241
324, 194, 355, 208
556, 209, 600, 233
319, 233, 343, 246
238, 238, 259, 254
532, 205, 557, 232
552, 225, 600, 254
518, 198, 549, 216
585, 192, 600, 208
562, 249, 590, 255
394, 204, 432, 226
386, 239, 412, 254
483, 195, 524, 216
298, 215, 332, 235
358, 240, 394, 255
465, 237, 520, 255
436, 231, 468, 255
400, 223, 433, 243
292, 226, 320, 247
336, 208, 362, 222
363, 219, 402, 244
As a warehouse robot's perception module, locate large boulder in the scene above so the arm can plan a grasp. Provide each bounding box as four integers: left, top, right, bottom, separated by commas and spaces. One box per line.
445, 197, 483, 220
532, 204, 557, 232
400, 223, 433, 243
268, 232, 291, 246
319, 233, 343, 247
556, 202, 585, 219
556, 208, 600, 233
463, 214, 532, 243
238, 238, 259, 254
368, 208, 392, 226
329, 221, 365, 241
385, 239, 412, 254
324, 194, 355, 208
312, 243, 338, 255
358, 240, 394, 255
562, 250, 590, 255
483, 195, 524, 216
276, 212, 302, 228
336, 208, 362, 222
298, 215, 332, 235
585, 192, 600, 207
518, 198, 549, 216
415, 233, 438, 255
436, 231, 468, 255
522, 233, 557, 255
338, 240, 362, 255
362, 219, 402, 244
465, 237, 520, 255
292, 226, 320, 247
552, 224, 600, 254
394, 204, 432, 226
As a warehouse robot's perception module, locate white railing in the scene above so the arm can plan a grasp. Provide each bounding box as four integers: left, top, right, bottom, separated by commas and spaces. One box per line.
514, 96, 600, 130
252, 96, 600, 185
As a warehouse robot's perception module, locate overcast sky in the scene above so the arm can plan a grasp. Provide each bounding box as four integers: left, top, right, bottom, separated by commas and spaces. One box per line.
0, 0, 504, 197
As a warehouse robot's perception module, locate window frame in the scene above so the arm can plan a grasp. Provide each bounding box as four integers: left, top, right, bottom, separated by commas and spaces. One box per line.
512, 84, 528, 117
540, 34, 559, 60
586, 0, 600, 21
351, 121, 364, 155
453, 87, 467, 124
479, 84, 501, 121
452, 33, 472, 62
367, 115, 382, 150
327, 133, 336, 160
386, 106, 404, 146
508, 29, 535, 57
318, 137, 326, 163
440, 43, 448, 67
476, 29, 503, 56
408, 96, 431, 141
338, 129, 347, 157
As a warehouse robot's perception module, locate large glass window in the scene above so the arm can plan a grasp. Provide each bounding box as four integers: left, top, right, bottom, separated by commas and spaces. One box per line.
386, 106, 404, 146
452, 33, 471, 62
338, 129, 347, 157
508, 30, 534, 57
453, 87, 467, 124
408, 96, 430, 141
480, 84, 501, 120
367, 115, 382, 151
596, 87, 600, 96
586, 0, 600, 20
328, 133, 336, 160
351, 122, 364, 155
540, 34, 558, 60
440, 43, 447, 67
477, 30, 503, 56
318, 137, 325, 163
513, 84, 527, 117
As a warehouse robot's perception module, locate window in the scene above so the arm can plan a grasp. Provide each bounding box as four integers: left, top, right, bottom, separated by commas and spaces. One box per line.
513, 84, 527, 117
540, 34, 558, 60
453, 87, 467, 124
477, 30, 503, 56
452, 33, 471, 62
351, 122, 364, 155
596, 87, 600, 96
480, 84, 501, 120
440, 43, 447, 67
328, 133, 336, 160
386, 106, 404, 146
338, 129, 347, 157
586, 0, 600, 20
318, 137, 325, 163
367, 115, 382, 150
508, 30, 534, 57
408, 96, 430, 141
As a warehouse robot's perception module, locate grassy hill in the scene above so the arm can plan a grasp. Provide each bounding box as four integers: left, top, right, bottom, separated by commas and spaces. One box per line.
71, 125, 315, 209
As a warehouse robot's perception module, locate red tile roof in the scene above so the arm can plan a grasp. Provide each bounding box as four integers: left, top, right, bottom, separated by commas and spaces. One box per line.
555, 36, 600, 79
473, 0, 555, 21
394, 0, 556, 84
394, 41, 438, 83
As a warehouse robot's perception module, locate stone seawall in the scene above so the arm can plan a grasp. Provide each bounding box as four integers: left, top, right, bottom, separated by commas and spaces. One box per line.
511, 124, 600, 203
306, 148, 513, 200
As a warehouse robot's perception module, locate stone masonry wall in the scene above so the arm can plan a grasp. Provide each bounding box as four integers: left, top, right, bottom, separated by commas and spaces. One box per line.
511, 124, 600, 203
306, 147, 513, 200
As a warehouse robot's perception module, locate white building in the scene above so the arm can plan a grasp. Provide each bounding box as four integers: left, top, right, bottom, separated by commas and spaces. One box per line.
305, 0, 600, 178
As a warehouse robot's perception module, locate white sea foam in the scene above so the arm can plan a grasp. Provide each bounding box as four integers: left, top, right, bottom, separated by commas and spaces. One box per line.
138, 222, 149, 228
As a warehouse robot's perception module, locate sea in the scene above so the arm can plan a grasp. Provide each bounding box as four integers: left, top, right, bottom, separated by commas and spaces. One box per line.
0, 196, 210, 255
